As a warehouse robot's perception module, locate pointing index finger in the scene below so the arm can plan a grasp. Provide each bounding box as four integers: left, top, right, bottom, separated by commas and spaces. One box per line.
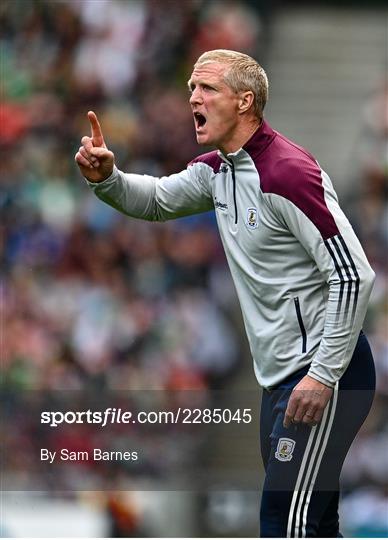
88, 110, 104, 147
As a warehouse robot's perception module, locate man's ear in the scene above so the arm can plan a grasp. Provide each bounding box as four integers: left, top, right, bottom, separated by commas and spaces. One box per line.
238, 91, 254, 114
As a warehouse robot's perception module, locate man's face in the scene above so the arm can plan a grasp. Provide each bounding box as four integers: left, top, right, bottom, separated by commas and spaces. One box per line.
188, 62, 241, 152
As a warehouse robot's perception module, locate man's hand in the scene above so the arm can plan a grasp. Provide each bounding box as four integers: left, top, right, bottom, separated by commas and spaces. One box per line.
75, 111, 115, 183
284, 375, 333, 428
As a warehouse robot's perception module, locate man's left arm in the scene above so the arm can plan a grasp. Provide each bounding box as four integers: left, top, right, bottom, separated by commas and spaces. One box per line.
269, 165, 375, 427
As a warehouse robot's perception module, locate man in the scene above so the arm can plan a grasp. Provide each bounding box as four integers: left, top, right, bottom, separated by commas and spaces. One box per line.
75, 50, 376, 537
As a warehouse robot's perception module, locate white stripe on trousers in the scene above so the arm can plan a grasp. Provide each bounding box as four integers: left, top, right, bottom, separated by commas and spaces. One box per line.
301, 383, 338, 537
287, 382, 339, 537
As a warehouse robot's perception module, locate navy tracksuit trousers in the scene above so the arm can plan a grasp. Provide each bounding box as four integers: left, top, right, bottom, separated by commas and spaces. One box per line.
259, 331, 375, 537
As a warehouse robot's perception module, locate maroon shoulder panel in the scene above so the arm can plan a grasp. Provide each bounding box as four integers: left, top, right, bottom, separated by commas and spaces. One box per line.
188, 150, 223, 173
246, 123, 339, 240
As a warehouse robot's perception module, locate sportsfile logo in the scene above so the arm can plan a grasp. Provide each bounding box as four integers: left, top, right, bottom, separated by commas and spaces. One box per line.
41, 407, 253, 427
41, 408, 132, 428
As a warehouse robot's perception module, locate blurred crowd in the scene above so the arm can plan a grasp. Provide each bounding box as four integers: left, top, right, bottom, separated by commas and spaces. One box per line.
2, 0, 263, 393
2, 0, 263, 536
1, 0, 387, 537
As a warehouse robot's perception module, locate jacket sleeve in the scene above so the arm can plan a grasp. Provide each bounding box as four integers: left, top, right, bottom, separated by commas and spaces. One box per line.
85, 163, 214, 221
268, 165, 375, 387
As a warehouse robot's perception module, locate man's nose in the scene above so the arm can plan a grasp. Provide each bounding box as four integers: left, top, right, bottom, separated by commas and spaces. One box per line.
189, 88, 203, 105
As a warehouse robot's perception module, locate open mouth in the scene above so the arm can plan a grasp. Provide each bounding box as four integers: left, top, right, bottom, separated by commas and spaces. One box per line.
194, 112, 207, 129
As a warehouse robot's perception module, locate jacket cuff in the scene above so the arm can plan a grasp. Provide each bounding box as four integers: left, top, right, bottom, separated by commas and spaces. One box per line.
84, 166, 119, 188
307, 369, 335, 388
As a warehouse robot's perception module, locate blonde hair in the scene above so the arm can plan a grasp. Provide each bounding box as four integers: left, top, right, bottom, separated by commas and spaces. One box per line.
194, 49, 268, 119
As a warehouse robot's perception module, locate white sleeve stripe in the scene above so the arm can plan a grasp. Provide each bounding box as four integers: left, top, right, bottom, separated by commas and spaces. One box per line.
324, 235, 359, 328
331, 236, 354, 320
338, 234, 360, 324
334, 235, 360, 327
324, 238, 346, 324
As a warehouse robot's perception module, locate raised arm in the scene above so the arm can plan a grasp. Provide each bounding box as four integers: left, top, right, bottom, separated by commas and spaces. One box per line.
75, 112, 214, 221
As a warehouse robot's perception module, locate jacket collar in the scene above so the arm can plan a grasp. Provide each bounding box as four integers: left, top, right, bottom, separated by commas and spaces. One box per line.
217, 119, 275, 163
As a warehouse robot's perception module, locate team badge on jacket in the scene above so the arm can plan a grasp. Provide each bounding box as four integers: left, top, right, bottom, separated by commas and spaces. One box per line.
275, 438, 296, 462
246, 207, 259, 229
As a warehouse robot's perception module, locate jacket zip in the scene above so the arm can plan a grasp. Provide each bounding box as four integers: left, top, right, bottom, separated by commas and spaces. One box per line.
294, 297, 307, 353
230, 161, 238, 224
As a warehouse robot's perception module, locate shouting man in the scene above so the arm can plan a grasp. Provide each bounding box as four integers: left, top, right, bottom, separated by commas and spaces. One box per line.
75, 50, 376, 537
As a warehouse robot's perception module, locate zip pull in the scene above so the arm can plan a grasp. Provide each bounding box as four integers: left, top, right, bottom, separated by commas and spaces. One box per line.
230, 161, 238, 224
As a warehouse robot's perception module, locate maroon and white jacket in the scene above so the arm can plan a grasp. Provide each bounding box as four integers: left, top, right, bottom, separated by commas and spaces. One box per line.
87, 120, 375, 389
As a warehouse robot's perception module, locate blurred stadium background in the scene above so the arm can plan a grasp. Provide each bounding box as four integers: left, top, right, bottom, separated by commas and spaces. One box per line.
1, 0, 387, 537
